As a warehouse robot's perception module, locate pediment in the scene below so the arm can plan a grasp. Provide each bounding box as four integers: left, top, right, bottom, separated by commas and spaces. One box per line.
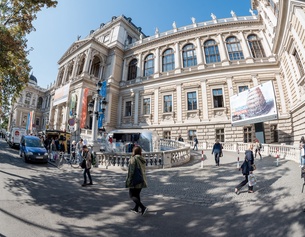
58, 39, 90, 62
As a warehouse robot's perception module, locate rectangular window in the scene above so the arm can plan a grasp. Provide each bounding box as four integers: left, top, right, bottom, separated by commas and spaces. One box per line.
143, 98, 150, 115
188, 130, 196, 141
35, 118, 40, 126
125, 101, 132, 117
213, 89, 223, 108
187, 92, 197, 110
164, 95, 172, 113
243, 127, 252, 143
216, 129, 224, 142
238, 86, 248, 93
163, 131, 171, 139
293, 50, 305, 77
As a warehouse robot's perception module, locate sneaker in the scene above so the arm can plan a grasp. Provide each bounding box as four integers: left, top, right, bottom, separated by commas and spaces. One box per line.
130, 208, 139, 214
141, 207, 148, 216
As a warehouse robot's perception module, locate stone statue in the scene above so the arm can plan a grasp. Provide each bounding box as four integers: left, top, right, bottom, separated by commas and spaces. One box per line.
140, 33, 143, 40
191, 17, 196, 24
249, 9, 255, 16
172, 21, 177, 29
211, 13, 217, 20
155, 27, 159, 35
230, 10, 236, 18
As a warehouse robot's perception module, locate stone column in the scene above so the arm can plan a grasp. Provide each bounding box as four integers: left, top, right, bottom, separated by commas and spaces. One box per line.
154, 47, 160, 78
176, 84, 182, 123
201, 79, 209, 120
174, 42, 181, 72
83, 48, 92, 74
154, 88, 159, 124
275, 73, 287, 114
238, 31, 252, 62
217, 34, 229, 66
195, 37, 205, 69
117, 95, 122, 127
121, 59, 127, 81
134, 90, 139, 125
259, 30, 272, 58
137, 53, 142, 78
284, 51, 300, 99
291, 27, 305, 65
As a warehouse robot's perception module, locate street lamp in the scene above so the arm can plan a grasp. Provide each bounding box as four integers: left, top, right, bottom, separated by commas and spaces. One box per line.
91, 81, 107, 151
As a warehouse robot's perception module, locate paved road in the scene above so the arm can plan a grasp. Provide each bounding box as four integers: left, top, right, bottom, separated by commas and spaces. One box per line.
1, 140, 305, 237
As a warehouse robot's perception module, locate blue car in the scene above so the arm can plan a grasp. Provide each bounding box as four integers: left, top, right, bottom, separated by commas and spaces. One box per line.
19, 135, 48, 163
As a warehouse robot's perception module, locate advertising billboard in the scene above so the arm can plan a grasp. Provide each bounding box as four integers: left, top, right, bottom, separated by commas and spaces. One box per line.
230, 81, 278, 127
53, 83, 70, 106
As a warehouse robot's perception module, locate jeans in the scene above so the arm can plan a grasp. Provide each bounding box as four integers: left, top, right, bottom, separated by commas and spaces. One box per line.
236, 175, 253, 191
214, 152, 220, 166
129, 188, 145, 212
83, 168, 92, 184
301, 155, 305, 166
193, 144, 198, 150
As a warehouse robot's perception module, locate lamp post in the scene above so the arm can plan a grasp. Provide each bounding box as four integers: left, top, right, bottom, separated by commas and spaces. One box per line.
90, 81, 107, 151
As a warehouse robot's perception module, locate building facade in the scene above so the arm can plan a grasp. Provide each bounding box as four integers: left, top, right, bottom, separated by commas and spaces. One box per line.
9, 0, 305, 146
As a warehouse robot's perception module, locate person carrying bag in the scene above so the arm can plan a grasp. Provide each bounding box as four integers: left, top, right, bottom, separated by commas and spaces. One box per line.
125, 146, 148, 216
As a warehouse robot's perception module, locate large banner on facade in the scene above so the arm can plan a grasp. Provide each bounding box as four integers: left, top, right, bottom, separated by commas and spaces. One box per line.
98, 81, 107, 129
53, 83, 70, 106
230, 81, 278, 127
80, 88, 89, 128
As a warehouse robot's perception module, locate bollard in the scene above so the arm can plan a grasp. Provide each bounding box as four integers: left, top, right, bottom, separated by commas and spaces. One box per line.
200, 150, 204, 168
276, 148, 279, 166
237, 149, 240, 168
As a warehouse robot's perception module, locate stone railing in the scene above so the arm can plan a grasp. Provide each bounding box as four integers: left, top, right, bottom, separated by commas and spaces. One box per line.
188, 141, 299, 163
95, 139, 191, 169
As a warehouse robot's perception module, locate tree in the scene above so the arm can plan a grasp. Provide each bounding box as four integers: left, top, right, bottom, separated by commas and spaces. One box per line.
0, 0, 58, 110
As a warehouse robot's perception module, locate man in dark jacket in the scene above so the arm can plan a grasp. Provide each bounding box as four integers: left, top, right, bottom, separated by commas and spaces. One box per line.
235, 144, 254, 194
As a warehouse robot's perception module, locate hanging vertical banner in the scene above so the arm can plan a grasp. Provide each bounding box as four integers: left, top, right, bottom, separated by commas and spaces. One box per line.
80, 88, 89, 128
26, 113, 30, 131
69, 93, 77, 117
98, 81, 107, 129
26, 111, 34, 131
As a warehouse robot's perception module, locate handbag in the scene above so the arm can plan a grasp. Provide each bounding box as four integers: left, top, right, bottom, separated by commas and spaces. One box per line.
248, 173, 257, 186
132, 161, 144, 186
80, 159, 86, 169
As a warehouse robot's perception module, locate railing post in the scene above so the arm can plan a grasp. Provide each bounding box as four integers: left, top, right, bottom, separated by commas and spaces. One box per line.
163, 151, 172, 168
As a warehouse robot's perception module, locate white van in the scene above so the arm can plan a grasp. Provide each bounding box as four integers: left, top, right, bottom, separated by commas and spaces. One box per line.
9, 128, 27, 148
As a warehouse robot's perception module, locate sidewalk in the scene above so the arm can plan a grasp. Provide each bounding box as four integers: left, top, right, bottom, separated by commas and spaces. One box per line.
60, 149, 305, 237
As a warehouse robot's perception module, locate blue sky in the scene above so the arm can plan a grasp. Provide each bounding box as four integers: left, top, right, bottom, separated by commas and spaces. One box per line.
26, 0, 253, 88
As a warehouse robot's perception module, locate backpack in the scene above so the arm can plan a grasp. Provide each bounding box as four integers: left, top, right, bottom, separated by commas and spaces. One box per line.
91, 152, 96, 166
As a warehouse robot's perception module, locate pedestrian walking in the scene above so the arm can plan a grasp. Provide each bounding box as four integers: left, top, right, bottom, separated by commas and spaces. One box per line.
50, 139, 58, 161
235, 144, 255, 194
212, 139, 223, 166
125, 146, 148, 216
81, 145, 93, 186
193, 136, 198, 150
254, 138, 262, 159
300, 136, 305, 167
77, 139, 84, 158
178, 135, 184, 142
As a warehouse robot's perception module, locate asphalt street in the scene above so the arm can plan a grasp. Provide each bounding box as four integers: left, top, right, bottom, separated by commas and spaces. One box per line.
1, 139, 305, 237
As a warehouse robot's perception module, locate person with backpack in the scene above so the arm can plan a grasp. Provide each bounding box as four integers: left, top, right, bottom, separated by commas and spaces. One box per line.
81, 145, 93, 186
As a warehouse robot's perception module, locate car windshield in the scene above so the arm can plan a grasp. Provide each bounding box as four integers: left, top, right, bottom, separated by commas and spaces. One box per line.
25, 139, 44, 148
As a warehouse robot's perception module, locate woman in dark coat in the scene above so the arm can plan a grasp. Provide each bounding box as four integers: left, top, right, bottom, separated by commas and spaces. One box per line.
212, 139, 223, 166
126, 146, 148, 216
235, 144, 255, 194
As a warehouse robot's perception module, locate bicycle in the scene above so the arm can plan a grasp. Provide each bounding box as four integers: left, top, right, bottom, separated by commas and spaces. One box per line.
56, 152, 82, 168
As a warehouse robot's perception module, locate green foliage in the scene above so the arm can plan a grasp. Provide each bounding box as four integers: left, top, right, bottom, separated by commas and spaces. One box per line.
0, 0, 58, 108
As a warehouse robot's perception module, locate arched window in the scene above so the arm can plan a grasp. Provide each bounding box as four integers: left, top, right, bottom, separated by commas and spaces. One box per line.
127, 59, 137, 81
162, 49, 175, 72
37, 97, 43, 109
247, 34, 266, 58
226, 36, 244, 61
182, 44, 197, 67
143, 54, 154, 77
90, 56, 101, 78
204, 39, 221, 63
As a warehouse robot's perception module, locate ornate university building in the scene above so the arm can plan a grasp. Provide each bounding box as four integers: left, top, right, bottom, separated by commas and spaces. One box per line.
9, 0, 305, 146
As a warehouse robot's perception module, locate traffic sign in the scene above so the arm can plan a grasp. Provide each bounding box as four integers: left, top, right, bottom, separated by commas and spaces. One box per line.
68, 118, 75, 126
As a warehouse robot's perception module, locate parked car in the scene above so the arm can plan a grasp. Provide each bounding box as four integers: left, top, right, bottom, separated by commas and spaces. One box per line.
19, 135, 48, 163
